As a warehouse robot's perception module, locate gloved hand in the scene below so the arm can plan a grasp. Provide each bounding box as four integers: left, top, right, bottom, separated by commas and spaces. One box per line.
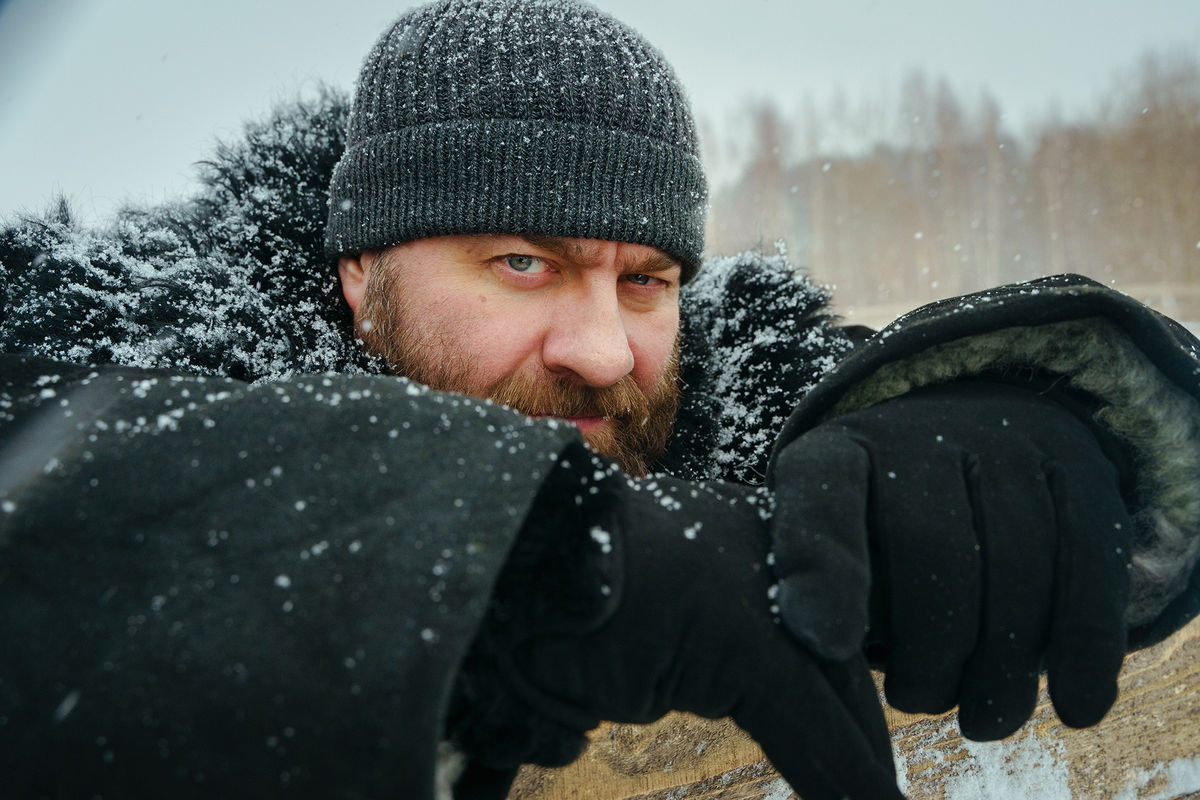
457, 443, 905, 800
769, 380, 1133, 741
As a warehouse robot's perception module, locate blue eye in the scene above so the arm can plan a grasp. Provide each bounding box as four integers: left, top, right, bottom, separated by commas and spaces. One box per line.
625, 273, 654, 285
504, 254, 548, 273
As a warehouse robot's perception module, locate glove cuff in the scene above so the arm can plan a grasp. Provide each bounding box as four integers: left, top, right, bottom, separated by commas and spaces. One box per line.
805, 317, 1200, 632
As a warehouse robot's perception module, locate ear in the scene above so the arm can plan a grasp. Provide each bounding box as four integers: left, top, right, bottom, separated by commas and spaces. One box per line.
338, 253, 370, 313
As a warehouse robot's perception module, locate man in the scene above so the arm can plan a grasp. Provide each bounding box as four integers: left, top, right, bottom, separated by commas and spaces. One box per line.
1, 1, 1197, 799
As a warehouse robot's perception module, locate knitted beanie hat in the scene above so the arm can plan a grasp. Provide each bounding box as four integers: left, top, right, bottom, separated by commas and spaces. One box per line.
324, 0, 707, 279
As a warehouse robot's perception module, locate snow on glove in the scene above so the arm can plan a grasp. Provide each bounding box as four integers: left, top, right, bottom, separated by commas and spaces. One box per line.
769, 380, 1133, 741
466, 443, 904, 800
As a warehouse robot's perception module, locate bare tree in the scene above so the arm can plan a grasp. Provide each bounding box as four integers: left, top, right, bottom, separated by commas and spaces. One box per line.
704, 44, 1200, 326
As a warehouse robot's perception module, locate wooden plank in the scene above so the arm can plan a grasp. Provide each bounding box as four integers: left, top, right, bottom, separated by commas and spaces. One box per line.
508, 616, 1200, 799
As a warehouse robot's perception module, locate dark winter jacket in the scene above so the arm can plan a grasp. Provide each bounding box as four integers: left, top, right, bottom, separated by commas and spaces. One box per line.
2, 90, 1198, 798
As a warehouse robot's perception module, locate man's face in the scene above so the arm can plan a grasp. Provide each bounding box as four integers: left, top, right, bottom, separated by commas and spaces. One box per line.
338, 234, 682, 476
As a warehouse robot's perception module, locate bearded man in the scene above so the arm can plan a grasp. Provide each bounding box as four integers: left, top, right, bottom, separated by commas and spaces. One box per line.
2, 2, 1199, 799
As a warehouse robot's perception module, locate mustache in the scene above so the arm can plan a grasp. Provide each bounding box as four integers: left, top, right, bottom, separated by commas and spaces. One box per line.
484, 371, 653, 421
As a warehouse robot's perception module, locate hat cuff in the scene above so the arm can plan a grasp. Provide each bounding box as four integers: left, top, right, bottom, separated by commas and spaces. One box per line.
324, 118, 706, 280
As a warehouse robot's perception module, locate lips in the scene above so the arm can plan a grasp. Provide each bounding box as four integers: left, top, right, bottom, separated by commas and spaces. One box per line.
567, 416, 607, 435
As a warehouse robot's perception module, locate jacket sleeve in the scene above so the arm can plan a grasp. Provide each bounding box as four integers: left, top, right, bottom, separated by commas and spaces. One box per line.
0, 353, 579, 800
767, 274, 1200, 650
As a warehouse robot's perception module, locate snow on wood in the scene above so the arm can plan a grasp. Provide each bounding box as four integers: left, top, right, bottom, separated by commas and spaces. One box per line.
510, 615, 1199, 799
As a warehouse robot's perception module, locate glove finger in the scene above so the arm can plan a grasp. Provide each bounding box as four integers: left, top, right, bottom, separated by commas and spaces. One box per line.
956, 451, 1056, 741
772, 429, 872, 660
735, 645, 904, 800
1044, 459, 1132, 728
877, 448, 982, 715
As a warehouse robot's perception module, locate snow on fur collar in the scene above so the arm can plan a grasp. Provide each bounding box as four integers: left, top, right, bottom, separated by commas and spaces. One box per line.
0, 90, 850, 485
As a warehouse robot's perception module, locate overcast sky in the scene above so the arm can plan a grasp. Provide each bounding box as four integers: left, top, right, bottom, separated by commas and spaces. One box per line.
2, 0, 1198, 223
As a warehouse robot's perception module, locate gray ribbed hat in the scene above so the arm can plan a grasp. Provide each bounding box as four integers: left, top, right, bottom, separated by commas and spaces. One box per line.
324, 0, 707, 279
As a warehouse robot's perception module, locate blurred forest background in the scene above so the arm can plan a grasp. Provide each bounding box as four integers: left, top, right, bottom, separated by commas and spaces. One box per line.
700, 46, 1200, 329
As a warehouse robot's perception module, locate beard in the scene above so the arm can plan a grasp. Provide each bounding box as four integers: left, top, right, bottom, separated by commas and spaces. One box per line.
354, 255, 680, 477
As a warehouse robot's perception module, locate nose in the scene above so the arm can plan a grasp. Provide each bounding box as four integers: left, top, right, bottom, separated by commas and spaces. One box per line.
541, 286, 635, 388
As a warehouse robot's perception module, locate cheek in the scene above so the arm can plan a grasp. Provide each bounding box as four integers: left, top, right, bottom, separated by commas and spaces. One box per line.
628, 310, 679, 391
442, 296, 546, 386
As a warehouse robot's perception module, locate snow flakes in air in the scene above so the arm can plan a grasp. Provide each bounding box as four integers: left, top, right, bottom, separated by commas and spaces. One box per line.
300, 540, 329, 559
589, 526, 613, 554
658, 493, 682, 511
274, 574, 292, 589
53, 690, 81, 723
767, 581, 783, 617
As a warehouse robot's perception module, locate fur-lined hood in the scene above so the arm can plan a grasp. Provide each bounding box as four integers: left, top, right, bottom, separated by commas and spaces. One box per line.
0, 89, 850, 485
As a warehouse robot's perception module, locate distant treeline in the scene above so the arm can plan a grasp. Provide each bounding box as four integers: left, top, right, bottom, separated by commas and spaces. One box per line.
702, 47, 1200, 321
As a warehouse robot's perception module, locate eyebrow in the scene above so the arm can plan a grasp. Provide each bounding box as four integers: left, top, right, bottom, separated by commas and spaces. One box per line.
519, 234, 681, 275
627, 251, 682, 275
520, 234, 599, 263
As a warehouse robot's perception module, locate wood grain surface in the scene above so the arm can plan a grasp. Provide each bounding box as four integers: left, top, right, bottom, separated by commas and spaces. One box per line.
507, 616, 1200, 799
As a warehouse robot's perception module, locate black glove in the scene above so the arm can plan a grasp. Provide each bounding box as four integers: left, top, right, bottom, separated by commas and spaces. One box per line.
769, 380, 1133, 741
453, 443, 904, 800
